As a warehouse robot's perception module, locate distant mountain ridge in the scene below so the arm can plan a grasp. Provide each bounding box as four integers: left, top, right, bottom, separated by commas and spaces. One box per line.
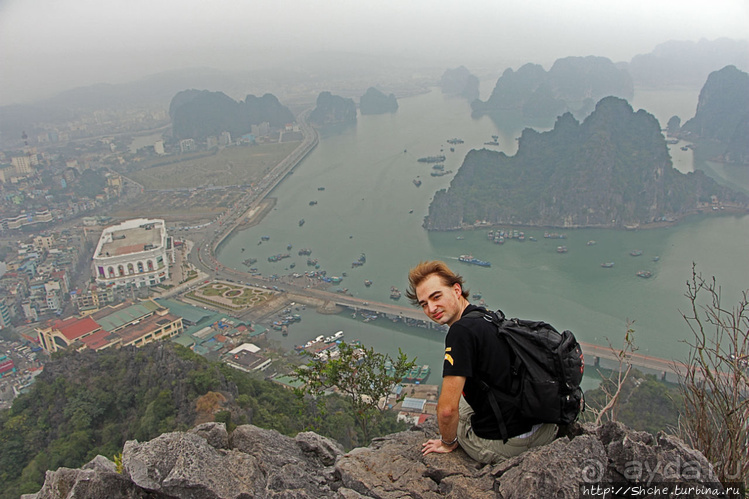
169, 90, 295, 140
629, 38, 749, 87
359, 87, 398, 115
424, 96, 748, 230
308, 92, 357, 126
680, 65, 749, 165
2, 39, 747, 149
439, 66, 480, 101
472, 56, 634, 121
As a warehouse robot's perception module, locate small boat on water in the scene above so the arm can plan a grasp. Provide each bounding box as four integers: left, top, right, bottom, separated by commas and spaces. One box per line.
413, 178, 422, 187
557, 246, 568, 253
601, 262, 614, 268
630, 250, 643, 256
458, 255, 491, 267
299, 219, 305, 226
416, 365, 431, 383
350, 253, 366, 268
390, 286, 402, 300
324, 331, 344, 343
404, 365, 420, 382
268, 253, 290, 262
636, 270, 653, 278
364, 279, 373, 287
544, 232, 567, 239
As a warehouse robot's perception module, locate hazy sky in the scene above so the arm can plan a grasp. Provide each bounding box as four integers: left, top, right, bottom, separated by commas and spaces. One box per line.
1, 0, 747, 105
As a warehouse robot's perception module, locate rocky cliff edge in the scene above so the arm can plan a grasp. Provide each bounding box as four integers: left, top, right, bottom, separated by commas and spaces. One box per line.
24, 419, 728, 498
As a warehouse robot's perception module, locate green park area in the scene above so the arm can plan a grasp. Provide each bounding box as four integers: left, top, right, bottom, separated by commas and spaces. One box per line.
186, 282, 275, 311
129, 141, 300, 189
115, 141, 300, 219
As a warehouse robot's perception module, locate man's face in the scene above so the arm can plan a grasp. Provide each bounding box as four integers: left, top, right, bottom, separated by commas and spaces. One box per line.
415, 274, 464, 326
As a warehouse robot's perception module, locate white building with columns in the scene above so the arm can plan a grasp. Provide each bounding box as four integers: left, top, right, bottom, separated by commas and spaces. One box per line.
92, 218, 173, 288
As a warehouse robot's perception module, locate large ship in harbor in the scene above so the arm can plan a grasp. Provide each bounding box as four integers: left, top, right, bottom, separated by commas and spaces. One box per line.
458, 255, 491, 267
403, 364, 431, 383
417, 155, 446, 163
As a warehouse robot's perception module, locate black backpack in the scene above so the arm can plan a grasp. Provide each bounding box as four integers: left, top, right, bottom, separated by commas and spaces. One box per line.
465, 309, 585, 442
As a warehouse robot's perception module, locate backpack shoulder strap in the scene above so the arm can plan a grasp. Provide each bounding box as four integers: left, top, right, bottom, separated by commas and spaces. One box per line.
478, 378, 510, 443
463, 308, 505, 323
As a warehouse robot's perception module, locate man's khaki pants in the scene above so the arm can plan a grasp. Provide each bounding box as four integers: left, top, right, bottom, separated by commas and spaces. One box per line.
457, 397, 557, 465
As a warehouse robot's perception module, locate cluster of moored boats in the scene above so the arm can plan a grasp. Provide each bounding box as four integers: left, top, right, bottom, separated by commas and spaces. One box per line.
294, 331, 345, 360
480, 229, 660, 277
390, 363, 431, 384
271, 313, 302, 334
486, 229, 542, 244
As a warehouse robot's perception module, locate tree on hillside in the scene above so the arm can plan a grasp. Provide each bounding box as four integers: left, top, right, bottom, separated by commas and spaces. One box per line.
677, 265, 748, 486
293, 342, 416, 443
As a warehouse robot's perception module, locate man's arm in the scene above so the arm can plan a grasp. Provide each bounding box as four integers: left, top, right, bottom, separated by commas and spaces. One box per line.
422, 375, 466, 455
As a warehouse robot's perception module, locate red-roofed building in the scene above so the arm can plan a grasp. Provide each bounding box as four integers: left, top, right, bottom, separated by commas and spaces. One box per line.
37, 316, 103, 352
56, 316, 101, 340
35, 299, 183, 353
0, 357, 16, 377
79, 329, 118, 350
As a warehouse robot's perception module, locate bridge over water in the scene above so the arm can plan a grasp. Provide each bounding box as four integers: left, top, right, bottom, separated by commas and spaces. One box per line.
290, 288, 685, 382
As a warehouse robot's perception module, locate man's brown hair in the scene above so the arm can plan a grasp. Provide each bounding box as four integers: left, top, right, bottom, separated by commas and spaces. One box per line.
406, 260, 469, 306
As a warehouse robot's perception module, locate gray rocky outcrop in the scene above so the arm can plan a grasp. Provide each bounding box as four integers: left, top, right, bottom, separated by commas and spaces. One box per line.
24, 420, 727, 498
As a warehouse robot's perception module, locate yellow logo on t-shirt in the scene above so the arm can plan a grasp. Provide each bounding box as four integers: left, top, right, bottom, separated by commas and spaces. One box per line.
444, 347, 454, 366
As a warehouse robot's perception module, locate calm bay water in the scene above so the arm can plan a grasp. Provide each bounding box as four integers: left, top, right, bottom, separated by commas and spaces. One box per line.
216, 87, 749, 378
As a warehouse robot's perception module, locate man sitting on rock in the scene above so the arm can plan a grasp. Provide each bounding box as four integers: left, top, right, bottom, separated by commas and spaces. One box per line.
406, 260, 557, 464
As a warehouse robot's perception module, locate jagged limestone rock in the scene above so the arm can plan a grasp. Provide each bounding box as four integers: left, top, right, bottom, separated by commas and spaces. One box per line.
190, 421, 230, 449
26, 419, 728, 498
295, 431, 345, 467
124, 430, 264, 497
22, 467, 163, 499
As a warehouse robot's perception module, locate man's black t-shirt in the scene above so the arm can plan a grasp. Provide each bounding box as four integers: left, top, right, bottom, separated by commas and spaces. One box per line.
442, 304, 534, 440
